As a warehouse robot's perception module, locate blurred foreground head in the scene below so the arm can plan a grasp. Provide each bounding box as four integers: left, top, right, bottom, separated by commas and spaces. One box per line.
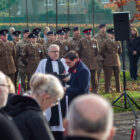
30, 73, 64, 111
0, 71, 9, 108
65, 94, 116, 140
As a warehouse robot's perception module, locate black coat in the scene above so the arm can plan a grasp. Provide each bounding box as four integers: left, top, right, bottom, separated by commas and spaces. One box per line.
0, 109, 23, 140
3, 94, 54, 140
127, 37, 140, 55
66, 61, 91, 104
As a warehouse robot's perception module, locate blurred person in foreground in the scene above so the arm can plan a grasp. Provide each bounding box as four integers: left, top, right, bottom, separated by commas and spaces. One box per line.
63, 94, 116, 140
3, 73, 64, 140
0, 71, 23, 140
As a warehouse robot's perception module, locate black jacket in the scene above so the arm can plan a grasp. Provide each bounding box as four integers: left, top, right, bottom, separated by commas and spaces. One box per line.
0, 109, 23, 140
3, 94, 54, 140
127, 37, 140, 55
64, 136, 98, 140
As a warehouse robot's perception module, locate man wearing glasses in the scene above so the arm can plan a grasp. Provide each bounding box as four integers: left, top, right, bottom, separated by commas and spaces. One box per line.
36, 44, 68, 140
64, 51, 91, 105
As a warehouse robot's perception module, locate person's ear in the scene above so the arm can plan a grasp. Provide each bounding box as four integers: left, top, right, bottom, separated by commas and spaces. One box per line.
63, 118, 68, 136
107, 127, 116, 140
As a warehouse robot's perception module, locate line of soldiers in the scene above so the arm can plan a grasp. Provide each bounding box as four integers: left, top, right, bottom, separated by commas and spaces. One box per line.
0, 24, 122, 93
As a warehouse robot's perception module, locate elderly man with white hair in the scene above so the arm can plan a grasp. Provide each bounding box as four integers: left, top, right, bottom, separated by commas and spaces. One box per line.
64, 94, 116, 140
3, 73, 64, 140
0, 71, 23, 140
36, 44, 69, 140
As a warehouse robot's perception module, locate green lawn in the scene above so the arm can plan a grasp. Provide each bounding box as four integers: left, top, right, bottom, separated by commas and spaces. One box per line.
97, 71, 140, 113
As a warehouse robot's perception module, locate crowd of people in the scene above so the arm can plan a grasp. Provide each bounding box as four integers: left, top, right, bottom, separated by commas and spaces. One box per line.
0, 24, 139, 140
1, 24, 138, 94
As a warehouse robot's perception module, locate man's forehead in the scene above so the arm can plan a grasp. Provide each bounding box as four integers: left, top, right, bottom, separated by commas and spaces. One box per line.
50, 47, 59, 51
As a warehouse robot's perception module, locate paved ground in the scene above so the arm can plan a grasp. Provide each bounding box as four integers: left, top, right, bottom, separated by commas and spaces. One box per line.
113, 111, 140, 140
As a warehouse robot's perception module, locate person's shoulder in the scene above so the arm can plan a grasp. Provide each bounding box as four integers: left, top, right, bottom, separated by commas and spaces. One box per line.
78, 61, 90, 71
39, 58, 47, 64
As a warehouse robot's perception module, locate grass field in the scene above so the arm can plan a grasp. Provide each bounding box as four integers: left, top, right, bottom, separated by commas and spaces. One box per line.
97, 71, 140, 113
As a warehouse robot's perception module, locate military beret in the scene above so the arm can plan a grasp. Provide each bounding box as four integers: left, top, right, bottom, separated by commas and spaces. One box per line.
83, 28, 92, 35
73, 27, 80, 32
32, 28, 41, 34
47, 31, 54, 36
0, 29, 8, 36
23, 29, 30, 34
56, 29, 65, 35
12, 30, 21, 37
28, 32, 38, 38
107, 28, 114, 34
62, 27, 71, 33
99, 24, 106, 29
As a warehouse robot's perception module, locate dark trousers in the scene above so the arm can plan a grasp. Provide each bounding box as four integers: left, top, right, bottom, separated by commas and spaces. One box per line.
90, 69, 98, 93
103, 66, 121, 93
128, 54, 139, 80
52, 131, 63, 140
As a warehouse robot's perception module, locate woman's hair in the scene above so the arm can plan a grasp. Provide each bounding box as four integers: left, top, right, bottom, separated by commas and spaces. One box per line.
6, 76, 15, 94
131, 27, 139, 37
30, 73, 64, 100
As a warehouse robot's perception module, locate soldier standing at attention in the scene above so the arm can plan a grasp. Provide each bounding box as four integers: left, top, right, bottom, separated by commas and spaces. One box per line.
16, 29, 30, 93
94, 24, 108, 82
12, 31, 21, 45
53, 29, 65, 58
0, 29, 16, 82
12, 30, 21, 92
22, 32, 45, 89
70, 27, 82, 54
101, 28, 122, 93
63, 27, 71, 41
32, 28, 45, 46
44, 31, 55, 57
62, 27, 71, 56
79, 28, 99, 93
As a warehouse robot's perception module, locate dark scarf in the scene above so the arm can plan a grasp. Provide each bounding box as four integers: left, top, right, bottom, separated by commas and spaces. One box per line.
68, 59, 81, 73
45, 57, 65, 126
45, 57, 65, 76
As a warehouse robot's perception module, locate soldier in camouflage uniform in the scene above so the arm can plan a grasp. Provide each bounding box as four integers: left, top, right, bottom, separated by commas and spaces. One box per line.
53, 29, 65, 58
62, 27, 71, 56
0, 29, 16, 82
79, 28, 99, 93
70, 27, 82, 54
16, 29, 30, 92
22, 32, 45, 89
63, 27, 71, 41
12, 31, 21, 46
94, 24, 108, 83
44, 31, 55, 57
32, 28, 45, 46
12, 30, 21, 92
101, 28, 122, 93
